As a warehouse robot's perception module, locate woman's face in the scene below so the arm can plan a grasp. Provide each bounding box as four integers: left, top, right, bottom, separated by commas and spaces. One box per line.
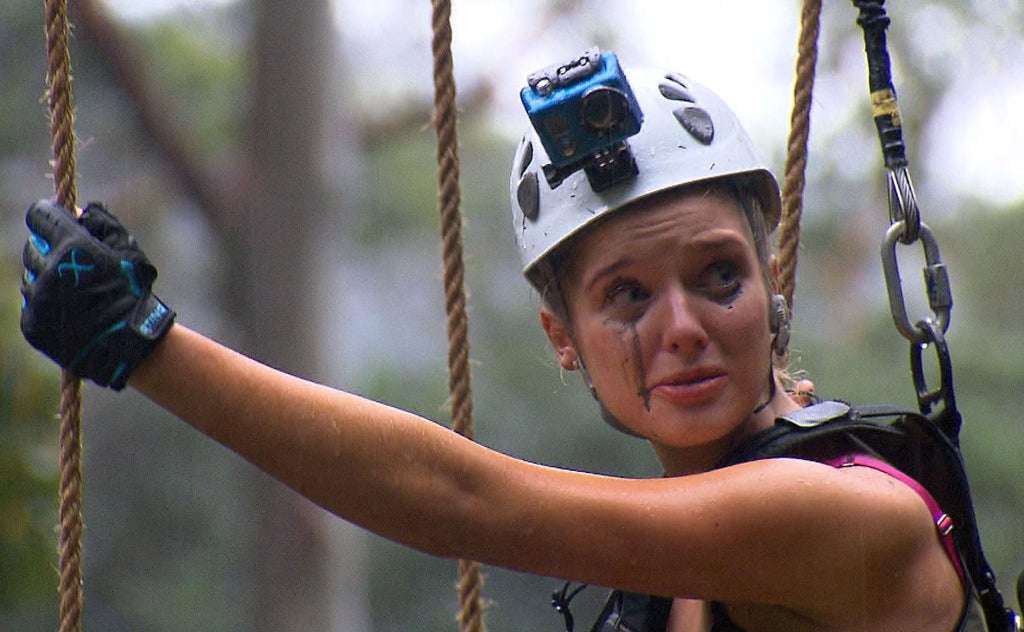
543, 188, 780, 465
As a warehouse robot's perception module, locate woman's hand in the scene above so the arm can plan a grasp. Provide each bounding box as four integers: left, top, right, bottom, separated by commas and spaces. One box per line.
20, 199, 175, 389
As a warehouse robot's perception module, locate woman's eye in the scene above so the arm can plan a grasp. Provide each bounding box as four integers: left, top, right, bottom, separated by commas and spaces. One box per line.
702, 261, 742, 298
604, 280, 650, 310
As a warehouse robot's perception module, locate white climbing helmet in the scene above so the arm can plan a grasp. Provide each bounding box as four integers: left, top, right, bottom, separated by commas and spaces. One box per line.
509, 64, 782, 290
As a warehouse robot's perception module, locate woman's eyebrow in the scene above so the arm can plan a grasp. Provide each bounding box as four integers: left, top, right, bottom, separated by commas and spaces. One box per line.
583, 258, 635, 294
688, 230, 749, 251
580, 230, 749, 293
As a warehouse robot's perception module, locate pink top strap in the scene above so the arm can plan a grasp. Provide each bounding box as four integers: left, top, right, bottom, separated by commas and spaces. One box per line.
824, 454, 965, 584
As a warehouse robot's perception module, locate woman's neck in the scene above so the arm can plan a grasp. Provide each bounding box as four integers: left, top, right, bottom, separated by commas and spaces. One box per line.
654, 382, 800, 477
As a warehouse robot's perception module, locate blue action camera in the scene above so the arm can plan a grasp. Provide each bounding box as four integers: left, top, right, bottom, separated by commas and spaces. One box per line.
520, 48, 643, 190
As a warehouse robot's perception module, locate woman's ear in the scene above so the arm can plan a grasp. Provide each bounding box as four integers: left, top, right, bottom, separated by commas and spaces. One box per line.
539, 305, 578, 371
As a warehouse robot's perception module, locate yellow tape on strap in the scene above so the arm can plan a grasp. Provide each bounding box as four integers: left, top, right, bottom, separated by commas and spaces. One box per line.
871, 88, 902, 126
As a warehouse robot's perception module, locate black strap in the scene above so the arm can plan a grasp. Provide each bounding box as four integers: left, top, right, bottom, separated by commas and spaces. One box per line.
556, 402, 1019, 631
587, 591, 671, 632
851, 0, 907, 169
720, 402, 1017, 631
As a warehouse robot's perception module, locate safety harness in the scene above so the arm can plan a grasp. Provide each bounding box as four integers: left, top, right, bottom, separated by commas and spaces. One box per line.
551, 400, 1020, 632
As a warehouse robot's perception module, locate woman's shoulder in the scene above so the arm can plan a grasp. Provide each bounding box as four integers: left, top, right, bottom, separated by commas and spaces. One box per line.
675, 457, 964, 629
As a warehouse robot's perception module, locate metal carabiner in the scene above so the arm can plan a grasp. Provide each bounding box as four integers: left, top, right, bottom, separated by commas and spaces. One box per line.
880, 220, 952, 344
909, 319, 959, 432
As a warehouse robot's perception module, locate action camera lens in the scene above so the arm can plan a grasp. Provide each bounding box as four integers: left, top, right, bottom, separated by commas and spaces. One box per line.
580, 87, 629, 134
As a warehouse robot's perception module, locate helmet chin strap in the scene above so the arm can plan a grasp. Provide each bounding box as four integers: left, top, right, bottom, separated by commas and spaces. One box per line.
752, 354, 777, 415
755, 293, 790, 415
565, 322, 645, 437
576, 360, 646, 438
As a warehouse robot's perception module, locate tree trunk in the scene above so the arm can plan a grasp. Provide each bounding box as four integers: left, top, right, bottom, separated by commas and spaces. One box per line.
235, 0, 368, 629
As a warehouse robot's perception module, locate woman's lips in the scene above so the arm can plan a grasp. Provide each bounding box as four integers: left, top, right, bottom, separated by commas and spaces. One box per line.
649, 370, 727, 405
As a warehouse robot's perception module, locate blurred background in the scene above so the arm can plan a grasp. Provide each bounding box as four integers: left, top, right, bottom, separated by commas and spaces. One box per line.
2, 0, 1022, 630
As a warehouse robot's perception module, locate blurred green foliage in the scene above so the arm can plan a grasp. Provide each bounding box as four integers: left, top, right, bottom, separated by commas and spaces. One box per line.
139, 15, 247, 161
1, 0, 1021, 630
0, 261, 60, 611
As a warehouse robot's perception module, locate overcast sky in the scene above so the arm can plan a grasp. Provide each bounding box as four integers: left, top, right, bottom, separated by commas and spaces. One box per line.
107, 0, 1024, 207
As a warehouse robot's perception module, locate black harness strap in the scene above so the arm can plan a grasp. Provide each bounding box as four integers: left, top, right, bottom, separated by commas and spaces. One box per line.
556, 402, 1017, 632
718, 401, 1016, 631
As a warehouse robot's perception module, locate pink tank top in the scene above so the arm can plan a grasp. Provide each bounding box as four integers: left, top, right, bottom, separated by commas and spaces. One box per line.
824, 454, 965, 583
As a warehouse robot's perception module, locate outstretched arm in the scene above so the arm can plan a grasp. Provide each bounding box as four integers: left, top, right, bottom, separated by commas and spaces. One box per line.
129, 323, 520, 559
21, 200, 960, 627
129, 325, 957, 624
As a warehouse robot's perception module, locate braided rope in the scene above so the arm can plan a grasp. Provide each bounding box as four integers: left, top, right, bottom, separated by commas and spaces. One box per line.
777, 0, 822, 322
428, 1, 487, 630
56, 376, 83, 632
44, 0, 84, 630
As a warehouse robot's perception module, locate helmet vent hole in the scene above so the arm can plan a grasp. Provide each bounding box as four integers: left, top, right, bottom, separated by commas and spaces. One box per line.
514, 139, 534, 177
659, 77, 695, 103
516, 171, 541, 221
673, 106, 714, 145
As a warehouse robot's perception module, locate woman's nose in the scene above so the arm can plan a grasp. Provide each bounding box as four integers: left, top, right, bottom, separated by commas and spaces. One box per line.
652, 285, 708, 356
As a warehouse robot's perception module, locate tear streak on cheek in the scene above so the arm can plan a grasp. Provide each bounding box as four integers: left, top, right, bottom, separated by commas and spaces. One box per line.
627, 323, 651, 412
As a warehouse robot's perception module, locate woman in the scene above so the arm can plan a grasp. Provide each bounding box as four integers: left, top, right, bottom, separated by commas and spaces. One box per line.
21, 62, 966, 630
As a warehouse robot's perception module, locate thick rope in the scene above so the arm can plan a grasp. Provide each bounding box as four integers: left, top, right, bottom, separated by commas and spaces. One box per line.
428, 1, 487, 631
777, 0, 822, 322
44, 0, 84, 630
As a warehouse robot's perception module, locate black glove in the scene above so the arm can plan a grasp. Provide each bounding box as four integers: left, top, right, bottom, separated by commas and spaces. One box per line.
20, 200, 175, 390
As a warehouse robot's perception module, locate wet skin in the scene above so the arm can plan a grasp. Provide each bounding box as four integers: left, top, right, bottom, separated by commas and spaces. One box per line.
123, 186, 964, 631
541, 188, 796, 475
537, 189, 963, 629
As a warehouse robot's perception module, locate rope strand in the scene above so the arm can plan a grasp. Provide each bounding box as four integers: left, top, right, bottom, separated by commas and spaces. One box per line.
428, 1, 487, 630
56, 375, 83, 632
46, 0, 77, 207
777, 0, 822, 356
44, 0, 84, 629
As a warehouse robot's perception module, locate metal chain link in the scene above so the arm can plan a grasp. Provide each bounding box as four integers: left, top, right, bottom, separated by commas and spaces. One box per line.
853, 0, 957, 415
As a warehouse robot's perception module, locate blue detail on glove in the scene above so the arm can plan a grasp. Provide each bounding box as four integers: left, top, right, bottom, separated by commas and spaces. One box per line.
120, 260, 145, 297
70, 320, 128, 375
30, 232, 51, 256
20, 200, 176, 390
140, 301, 171, 338
57, 248, 96, 287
